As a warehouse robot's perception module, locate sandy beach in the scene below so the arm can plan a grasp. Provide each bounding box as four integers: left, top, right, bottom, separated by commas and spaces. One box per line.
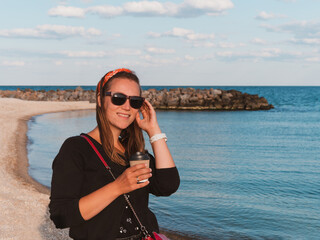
0, 98, 95, 239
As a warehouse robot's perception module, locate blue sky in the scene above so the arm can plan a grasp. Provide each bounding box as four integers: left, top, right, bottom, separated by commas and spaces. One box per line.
0, 0, 319, 86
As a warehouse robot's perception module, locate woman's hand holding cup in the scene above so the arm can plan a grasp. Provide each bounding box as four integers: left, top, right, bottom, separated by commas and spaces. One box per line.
114, 163, 152, 195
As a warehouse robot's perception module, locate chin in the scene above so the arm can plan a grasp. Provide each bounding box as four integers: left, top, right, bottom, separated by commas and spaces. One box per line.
116, 122, 133, 130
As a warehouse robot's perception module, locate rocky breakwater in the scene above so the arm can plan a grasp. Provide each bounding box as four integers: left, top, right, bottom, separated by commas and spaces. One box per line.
0, 87, 96, 103
142, 88, 274, 110
0, 87, 274, 111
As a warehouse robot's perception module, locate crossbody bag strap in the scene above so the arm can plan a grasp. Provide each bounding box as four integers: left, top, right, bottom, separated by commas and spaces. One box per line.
80, 134, 152, 239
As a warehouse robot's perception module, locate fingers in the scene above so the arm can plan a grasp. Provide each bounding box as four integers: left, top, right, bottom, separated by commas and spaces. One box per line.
127, 163, 149, 172
125, 163, 152, 179
135, 112, 141, 124
116, 164, 151, 194
137, 172, 152, 182
143, 99, 155, 114
140, 102, 150, 119
135, 179, 150, 189
128, 164, 152, 179
127, 164, 152, 185
133, 167, 152, 179
139, 100, 156, 122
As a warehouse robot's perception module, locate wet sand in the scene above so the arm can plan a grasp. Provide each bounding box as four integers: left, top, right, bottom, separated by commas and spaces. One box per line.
0, 98, 194, 240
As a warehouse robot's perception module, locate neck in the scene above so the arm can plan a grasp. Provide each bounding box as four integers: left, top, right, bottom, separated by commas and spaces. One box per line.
88, 126, 124, 153
110, 127, 124, 153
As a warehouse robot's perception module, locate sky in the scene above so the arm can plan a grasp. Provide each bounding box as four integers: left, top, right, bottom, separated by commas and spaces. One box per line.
0, 0, 320, 86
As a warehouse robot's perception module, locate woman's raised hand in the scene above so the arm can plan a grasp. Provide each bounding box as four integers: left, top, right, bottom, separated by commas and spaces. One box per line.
136, 99, 161, 137
113, 164, 152, 195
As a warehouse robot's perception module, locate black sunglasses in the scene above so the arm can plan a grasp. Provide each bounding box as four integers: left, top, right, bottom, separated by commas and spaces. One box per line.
105, 92, 145, 109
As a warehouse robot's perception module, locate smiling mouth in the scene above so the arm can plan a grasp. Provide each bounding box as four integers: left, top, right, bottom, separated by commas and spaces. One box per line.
117, 113, 130, 118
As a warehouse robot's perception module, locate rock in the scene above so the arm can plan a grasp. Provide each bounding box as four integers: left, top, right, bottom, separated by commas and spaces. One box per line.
214, 102, 223, 110
180, 94, 189, 105
167, 97, 179, 106
189, 96, 199, 103
75, 86, 83, 92
212, 89, 222, 95
225, 93, 233, 98
142, 90, 149, 98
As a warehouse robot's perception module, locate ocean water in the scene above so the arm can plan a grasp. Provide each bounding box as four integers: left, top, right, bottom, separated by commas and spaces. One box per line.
26, 87, 320, 240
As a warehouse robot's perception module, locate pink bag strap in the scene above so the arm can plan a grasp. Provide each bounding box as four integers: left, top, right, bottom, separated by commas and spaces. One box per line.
81, 134, 110, 170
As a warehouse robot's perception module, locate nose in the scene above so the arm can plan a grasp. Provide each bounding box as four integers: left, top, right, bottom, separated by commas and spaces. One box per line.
121, 98, 131, 110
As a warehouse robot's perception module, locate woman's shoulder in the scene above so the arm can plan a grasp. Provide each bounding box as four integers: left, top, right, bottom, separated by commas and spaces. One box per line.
63, 135, 86, 146
59, 134, 89, 153
53, 135, 90, 168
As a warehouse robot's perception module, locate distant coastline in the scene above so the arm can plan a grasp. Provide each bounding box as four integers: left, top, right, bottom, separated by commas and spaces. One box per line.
0, 86, 274, 111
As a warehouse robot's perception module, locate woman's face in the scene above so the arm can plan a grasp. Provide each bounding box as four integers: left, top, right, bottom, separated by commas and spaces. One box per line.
103, 77, 141, 134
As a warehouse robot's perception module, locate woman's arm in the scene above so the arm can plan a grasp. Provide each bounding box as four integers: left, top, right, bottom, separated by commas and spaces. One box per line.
136, 99, 176, 169
79, 163, 151, 220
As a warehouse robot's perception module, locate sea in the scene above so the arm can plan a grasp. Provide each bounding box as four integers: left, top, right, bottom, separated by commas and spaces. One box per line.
3, 86, 319, 240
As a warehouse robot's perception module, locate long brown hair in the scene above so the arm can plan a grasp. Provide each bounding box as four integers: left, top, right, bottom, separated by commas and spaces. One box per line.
96, 71, 145, 165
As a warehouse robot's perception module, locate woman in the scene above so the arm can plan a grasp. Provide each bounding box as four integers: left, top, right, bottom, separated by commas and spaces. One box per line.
49, 68, 180, 240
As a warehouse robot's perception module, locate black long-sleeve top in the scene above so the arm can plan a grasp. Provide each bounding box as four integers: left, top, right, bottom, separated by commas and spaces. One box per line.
49, 133, 180, 240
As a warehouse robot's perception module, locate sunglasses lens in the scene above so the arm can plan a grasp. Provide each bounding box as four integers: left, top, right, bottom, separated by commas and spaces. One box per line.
111, 93, 127, 106
130, 97, 144, 109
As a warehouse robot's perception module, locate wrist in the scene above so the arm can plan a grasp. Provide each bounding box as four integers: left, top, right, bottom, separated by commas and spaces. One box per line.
147, 126, 162, 138
108, 181, 122, 197
149, 133, 167, 144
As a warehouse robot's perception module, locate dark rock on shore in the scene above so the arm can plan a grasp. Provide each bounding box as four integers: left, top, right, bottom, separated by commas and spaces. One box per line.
142, 88, 274, 110
0, 87, 274, 111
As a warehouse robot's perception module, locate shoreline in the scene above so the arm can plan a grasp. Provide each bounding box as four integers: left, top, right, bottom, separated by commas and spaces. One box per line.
1, 98, 195, 240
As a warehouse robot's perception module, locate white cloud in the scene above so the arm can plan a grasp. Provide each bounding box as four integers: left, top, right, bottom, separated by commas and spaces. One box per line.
60, 50, 107, 58
112, 33, 121, 38
252, 38, 268, 45
145, 47, 175, 54
219, 42, 235, 48
255, 11, 286, 20
184, 55, 195, 61
192, 42, 215, 48
122, 1, 178, 16
148, 32, 161, 38
59, 48, 141, 58
114, 48, 142, 56
216, 48, 303, 61
49, 0, 234, 18
48, 6, 86, 18
256, 11, 276, 20
175, 0, 234, 17
261, 21, 320, 38
140, 55, 182, 66
86, 5, 124, 17
305, 57, 320, 62
54, 61, 63, 66
290, 38, 320, 45
1, 60, 25, 66
218, 42, 245, 48
184, 0, 233, 12
149, 27, 215, 41
0, 25, 101, 39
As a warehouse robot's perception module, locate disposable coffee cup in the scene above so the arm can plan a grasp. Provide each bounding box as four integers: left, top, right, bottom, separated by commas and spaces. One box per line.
129, 152, 150, 183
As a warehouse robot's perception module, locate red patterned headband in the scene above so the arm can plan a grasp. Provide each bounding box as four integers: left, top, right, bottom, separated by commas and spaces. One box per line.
97, 68, 132, 93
